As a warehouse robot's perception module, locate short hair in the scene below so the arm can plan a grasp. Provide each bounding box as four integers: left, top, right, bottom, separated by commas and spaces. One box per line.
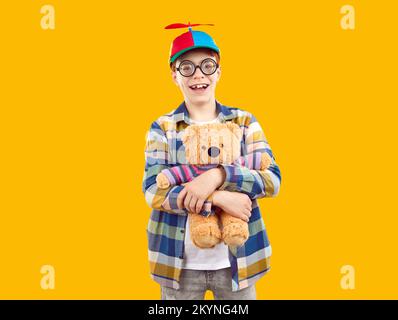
170, 48, 220, 72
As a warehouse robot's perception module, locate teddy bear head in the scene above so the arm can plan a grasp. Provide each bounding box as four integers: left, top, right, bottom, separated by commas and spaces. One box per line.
182, 122, 242, 165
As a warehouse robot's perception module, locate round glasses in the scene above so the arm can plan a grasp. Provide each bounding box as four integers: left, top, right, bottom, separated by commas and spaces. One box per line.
176, 58, 219, 77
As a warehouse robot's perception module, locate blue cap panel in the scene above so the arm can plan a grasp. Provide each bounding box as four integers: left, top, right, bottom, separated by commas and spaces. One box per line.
191, 31, 220, 53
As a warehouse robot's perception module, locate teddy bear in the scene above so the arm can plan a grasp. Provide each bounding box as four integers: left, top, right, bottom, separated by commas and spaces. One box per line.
157, 122, 272, 249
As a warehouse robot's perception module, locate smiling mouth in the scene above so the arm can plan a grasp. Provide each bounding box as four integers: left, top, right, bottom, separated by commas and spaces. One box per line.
189, 84, 209, 92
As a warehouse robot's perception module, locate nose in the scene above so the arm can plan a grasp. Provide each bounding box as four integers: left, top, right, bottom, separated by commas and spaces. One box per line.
208, 147, 220, 157
193, 66, 205, 78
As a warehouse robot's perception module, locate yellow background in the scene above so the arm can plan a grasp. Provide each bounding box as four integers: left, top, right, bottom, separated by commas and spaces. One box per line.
1, 0, 397, 299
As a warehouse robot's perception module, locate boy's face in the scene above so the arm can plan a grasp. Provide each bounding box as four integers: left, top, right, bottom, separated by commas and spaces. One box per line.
172, 49, 221, 106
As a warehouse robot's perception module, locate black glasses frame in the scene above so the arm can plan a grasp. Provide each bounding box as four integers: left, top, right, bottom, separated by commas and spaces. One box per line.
176, 58, 219, 77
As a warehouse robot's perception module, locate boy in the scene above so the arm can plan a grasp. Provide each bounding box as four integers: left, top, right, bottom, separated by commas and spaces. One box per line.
143, 24, 281, 300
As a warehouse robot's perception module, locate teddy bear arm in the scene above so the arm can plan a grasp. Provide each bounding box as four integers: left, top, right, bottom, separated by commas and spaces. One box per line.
156, 172, 172, 189
260, 153, 272, 170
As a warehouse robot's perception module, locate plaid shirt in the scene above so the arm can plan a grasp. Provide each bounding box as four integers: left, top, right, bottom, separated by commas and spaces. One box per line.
159, 152, 266, 188
142, 101, 281, 291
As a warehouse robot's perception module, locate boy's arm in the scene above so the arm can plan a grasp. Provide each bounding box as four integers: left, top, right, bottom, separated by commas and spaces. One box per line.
156, 164, 216, 216
235, 152, 271, 170
157, 164, 202, 188
218, 114, 281, 200
142, 121, 187, 215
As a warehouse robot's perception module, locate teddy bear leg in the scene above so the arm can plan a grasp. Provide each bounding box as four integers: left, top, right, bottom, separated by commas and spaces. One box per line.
219, 210, 249, 247
189, 213, 221, 249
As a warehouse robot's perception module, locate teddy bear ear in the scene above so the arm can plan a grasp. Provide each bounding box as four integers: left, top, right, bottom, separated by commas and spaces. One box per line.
227, 122, 243, 141
182, 125, 201, 144
182, 127, 193, 144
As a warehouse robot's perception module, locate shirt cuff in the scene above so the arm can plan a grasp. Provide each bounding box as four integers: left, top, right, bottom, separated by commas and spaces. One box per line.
161, 185, 187, 213
218, 164, 241, 190
199, 193, 215, 217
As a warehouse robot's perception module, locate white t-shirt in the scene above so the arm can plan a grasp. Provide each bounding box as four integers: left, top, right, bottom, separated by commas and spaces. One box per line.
181, 116, 231, 270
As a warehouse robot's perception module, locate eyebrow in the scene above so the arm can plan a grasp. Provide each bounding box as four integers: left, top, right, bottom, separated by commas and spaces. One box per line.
177, 57, 216, 65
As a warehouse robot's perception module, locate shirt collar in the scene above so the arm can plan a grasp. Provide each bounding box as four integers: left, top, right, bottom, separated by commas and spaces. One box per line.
172, 100, 235, 124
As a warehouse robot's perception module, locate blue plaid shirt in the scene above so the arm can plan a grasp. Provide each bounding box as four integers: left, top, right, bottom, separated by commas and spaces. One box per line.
143, 100, 281, 291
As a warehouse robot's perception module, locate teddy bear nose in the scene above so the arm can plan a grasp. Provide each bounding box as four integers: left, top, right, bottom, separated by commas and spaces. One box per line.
208, 146, 220, 157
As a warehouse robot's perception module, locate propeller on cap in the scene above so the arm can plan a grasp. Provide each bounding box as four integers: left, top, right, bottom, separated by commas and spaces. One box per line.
165, 22, 215, 29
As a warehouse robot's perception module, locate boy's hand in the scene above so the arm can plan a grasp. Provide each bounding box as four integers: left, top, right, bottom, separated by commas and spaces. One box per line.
212, 190, 252, 222
177, 168, 225, 214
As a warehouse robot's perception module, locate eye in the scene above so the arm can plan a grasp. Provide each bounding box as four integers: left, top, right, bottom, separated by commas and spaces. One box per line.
201, 59, 217, 72
179, 61, 194, 73
181, 65, 192, 72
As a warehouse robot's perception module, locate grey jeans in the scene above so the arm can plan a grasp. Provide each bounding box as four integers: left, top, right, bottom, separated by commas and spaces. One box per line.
161, 267, 256, 300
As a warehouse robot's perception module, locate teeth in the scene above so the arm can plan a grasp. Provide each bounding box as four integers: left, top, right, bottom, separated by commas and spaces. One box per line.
191, 84, 208, 89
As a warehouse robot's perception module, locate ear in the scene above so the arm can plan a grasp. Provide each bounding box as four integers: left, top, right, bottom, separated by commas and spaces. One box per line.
216, 65, 221, 82
226, 122, 242, 141
171, 70, 179, 87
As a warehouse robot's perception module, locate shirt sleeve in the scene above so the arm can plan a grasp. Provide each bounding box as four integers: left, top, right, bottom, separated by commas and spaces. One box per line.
142, 121, 187, 215
218, 114, 282, 199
